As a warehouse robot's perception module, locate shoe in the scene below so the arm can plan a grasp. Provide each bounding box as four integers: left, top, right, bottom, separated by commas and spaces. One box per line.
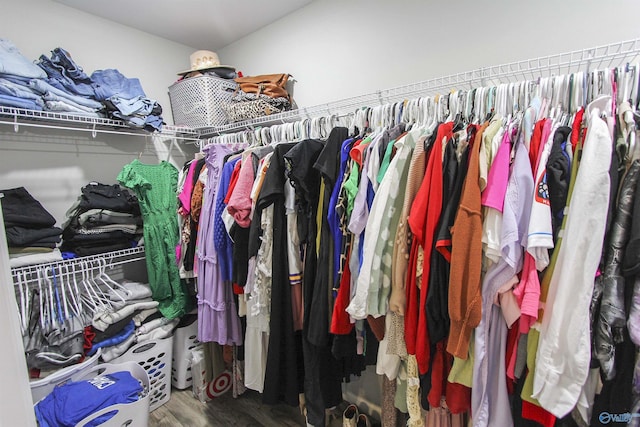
356, 413, 371, 427
343, 404, 359, 427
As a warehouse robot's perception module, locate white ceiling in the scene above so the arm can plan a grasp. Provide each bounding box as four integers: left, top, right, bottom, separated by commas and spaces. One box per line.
53, 0, 313, 50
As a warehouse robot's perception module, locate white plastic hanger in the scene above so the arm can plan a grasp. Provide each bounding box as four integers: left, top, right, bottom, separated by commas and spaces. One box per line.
50, 266, 69, 323
60, 264, 81, 319
95, 258, 128, 304
15, 271, 29, 335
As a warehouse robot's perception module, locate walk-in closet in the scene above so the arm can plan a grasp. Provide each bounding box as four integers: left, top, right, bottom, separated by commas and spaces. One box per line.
2, 1, 640, 426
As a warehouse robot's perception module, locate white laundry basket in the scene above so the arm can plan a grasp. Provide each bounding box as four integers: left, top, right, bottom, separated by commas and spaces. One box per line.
75, 361, 150, 427
171, 319, 201, 389
111, 336, 173, 411
33, 361, 150, 427
29, 350, 102, 404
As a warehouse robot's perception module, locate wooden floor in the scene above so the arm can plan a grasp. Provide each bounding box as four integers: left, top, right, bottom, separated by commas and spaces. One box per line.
149, 388, 309, 427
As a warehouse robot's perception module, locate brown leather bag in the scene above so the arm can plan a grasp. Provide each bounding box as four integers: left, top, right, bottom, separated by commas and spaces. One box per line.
234, 73, 290, 100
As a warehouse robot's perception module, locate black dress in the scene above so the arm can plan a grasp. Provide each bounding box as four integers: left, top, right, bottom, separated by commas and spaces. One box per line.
253, 142, 304, 407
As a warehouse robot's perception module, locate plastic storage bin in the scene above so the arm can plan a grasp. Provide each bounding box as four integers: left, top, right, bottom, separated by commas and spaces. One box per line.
171, 319, 201, 389
168, 75, 237, 128
33, 361, 150, 427
111, 337, 173, 411
29, 350, 102, 404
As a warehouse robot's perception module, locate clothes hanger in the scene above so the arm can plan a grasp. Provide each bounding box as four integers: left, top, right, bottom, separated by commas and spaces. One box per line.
42, 267, 60, 333
95, 258, 128, 304
79, 260, 105, 314
51, 266, 69, 323
15, 270, 29, 335
60, 264, 81, 319
35, 268, 49, 333
465, 89, 475, 123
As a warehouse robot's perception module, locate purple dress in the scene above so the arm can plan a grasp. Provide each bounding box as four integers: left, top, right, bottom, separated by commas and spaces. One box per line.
196, 144, 242, 345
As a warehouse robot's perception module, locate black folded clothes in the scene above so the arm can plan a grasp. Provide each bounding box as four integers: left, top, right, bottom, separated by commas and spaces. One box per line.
70, 242, 134, 257
5, 225, 62, 247
73, 182, 140, 214
1, 187, 57, 228
61, 182, 143, 257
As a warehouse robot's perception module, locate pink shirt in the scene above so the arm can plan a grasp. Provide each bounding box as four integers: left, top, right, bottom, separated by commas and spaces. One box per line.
227, 155, 256, 228
481, 129, 513, 212
178, 159, 199, 213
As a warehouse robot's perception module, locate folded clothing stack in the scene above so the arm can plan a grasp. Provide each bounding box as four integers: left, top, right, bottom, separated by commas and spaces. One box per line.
85, 281, 179, 362
35, 46, 104, 117
1, 187, 63, 267
61, 182, 143, 257
91, 69, 164, 132
0, 38, 164, 131
0, 38, 48, 111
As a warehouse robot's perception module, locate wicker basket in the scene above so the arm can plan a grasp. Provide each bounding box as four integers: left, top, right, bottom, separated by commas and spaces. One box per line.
168, 76, 237, 128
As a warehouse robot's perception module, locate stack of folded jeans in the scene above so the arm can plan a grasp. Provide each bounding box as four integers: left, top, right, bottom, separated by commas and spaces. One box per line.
1, 187, 64, 267
0, 40, 164, 131
0, 39, 47, 111
91, 69, 164, 132
61, 182, 143, 257
36, 47, 104, 117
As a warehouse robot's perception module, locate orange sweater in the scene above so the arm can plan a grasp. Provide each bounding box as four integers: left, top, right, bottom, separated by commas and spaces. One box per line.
447, 122, 488, 359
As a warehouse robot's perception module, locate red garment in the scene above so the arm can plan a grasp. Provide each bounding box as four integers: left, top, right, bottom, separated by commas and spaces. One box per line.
429, 341, 471, 414
82, 325, 96, 363
331, 252, 354, 335
350, 138, 369, 167
522, 400, 556, 427
223, 159, 242, 204
506, 318, 521, 381
446, 382, 471, 415
505, 319, 520, 394
528, 119, 546, 171
408, 122, 454, 374
571, 108, 585, 152
233, 283, 244, 294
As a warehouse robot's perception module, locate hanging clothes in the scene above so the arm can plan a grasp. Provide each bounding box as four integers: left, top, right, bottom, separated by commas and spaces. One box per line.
118, 159, 190, 319
252, 141, 304, 407
195, 144, 242, 345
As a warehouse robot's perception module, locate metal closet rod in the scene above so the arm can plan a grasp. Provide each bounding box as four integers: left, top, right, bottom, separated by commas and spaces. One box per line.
10, 245, 146, 280
200, 37, 640, 136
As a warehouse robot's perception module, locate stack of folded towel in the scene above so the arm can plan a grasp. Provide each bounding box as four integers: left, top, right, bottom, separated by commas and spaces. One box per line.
1, 187, 63, 267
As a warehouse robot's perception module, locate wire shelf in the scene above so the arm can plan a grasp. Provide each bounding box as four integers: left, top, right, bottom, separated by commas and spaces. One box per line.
11, 245, 146, 281
0, 39, 638, 141
200, 38, 640, 136
0, 107, 200, 142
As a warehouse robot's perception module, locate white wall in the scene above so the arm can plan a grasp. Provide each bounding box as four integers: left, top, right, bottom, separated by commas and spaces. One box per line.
0, 0, 196, 124
220, 0, 640, 108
